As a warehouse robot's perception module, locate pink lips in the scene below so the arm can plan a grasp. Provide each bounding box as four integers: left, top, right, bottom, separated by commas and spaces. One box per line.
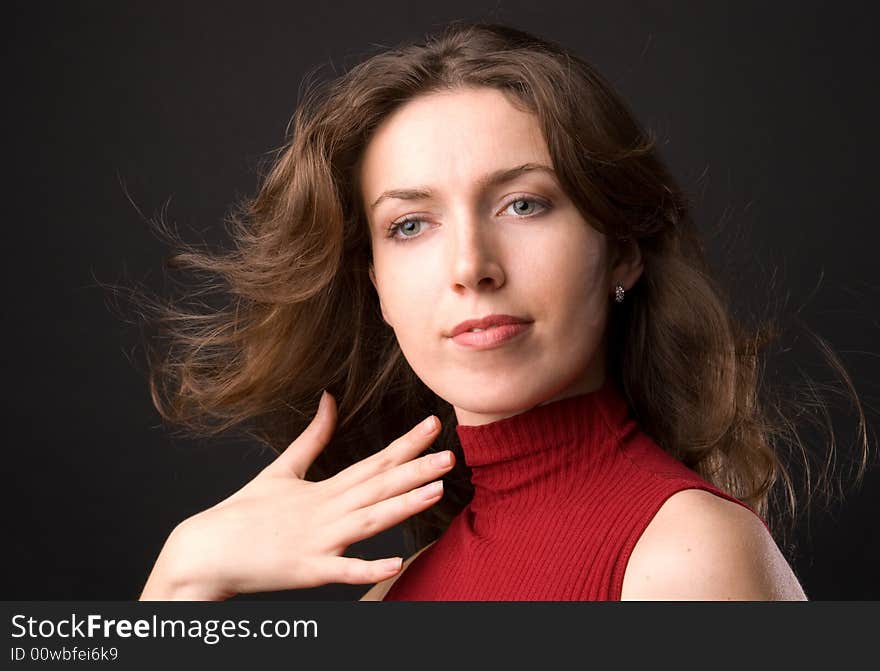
447, 314, 533, 350
450, 322, 532, 349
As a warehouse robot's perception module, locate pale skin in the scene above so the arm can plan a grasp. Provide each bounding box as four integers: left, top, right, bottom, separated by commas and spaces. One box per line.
140, 393, 456, 600
141, 85, 806, 601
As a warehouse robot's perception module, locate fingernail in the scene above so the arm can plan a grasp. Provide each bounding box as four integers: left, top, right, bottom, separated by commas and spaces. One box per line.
418, 481, 443, 499
383, 557, 403, 572
420, 416, 438, 434
430, 451, 452, 468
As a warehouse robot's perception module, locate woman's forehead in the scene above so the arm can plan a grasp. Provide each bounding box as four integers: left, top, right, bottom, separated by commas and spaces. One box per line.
359, 87, 552, 210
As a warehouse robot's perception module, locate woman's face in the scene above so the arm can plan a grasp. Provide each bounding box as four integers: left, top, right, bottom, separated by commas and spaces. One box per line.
361, 86, 641, 426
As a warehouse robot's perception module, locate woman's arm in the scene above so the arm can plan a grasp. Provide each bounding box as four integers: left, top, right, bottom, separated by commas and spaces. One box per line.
621, 489, 807, 601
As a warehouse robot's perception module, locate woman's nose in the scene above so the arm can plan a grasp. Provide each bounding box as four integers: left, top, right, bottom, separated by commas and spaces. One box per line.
447, 213, 505, 293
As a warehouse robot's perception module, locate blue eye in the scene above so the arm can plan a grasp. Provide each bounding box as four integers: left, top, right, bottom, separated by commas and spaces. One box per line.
385, 196, 549, 244
503, 198, 543, 216
386, 216, 425, 242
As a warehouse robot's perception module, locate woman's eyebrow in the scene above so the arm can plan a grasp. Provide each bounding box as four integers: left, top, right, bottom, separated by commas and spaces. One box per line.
369, 162, 557, 212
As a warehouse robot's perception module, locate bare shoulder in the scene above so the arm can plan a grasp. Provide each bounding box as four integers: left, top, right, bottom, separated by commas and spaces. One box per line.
359, 540, 437, 601
620, 488, 807, 601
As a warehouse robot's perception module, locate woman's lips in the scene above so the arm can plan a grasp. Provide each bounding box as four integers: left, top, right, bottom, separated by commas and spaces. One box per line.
450, 322, 532, 350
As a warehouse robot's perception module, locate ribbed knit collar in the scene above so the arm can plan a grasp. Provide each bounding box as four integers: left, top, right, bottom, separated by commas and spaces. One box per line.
454, 376, 632, 512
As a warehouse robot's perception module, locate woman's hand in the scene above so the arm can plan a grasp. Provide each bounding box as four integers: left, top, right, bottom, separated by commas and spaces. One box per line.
139, 390, 454, 600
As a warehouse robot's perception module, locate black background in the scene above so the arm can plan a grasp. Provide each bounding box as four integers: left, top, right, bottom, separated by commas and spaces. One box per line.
4, 1, 878, 600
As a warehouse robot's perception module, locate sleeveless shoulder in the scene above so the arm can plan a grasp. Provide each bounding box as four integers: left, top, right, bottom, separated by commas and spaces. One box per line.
609, 427, 770, 600
619, 488, 806, 600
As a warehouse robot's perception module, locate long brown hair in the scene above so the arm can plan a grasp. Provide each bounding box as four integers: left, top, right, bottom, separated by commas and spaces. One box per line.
122, 21, 871, 558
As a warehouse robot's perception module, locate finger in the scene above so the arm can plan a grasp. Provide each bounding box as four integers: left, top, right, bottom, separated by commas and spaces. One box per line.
339, 450, 455, 512
264, 390, 337, 479
331, 480, 445, 547
307, 555, 404, 586
329, 415, 441, 493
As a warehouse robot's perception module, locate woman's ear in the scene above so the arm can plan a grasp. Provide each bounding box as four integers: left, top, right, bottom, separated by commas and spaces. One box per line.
610, 237, 644, 294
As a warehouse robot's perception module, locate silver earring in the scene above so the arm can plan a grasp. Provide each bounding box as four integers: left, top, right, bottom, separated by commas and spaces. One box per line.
614, 282, 625, 303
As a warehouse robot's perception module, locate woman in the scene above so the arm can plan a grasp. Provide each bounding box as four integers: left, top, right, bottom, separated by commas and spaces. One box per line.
138, 22, 864, 600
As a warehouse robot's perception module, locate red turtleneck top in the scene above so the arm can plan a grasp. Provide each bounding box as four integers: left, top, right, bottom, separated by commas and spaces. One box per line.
382, 376, 764, 600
